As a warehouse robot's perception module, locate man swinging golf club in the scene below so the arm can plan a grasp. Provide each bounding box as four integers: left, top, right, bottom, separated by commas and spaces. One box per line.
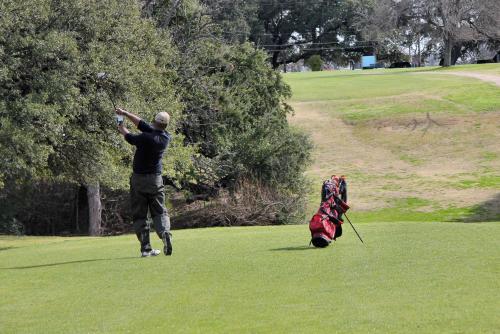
115, 107, 173, 257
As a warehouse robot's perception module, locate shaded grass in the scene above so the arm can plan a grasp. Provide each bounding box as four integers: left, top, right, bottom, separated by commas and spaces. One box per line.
1, 224, 500, 333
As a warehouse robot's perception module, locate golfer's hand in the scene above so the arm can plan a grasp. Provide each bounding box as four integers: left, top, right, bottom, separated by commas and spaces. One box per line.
117, 124, 129, 135
115, 107, 127, 116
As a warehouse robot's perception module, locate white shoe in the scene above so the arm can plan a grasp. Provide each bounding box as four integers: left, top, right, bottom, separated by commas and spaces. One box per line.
141, 249, 161, 257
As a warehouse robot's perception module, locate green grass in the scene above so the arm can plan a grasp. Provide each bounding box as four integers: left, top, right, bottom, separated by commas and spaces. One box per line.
482, 152, 498, 161
1, 224, 500, 333
437, 63, 500, 76
286, 67, 499, 123
1, 65, 499, 334
286, 71, 499, 115
350, 206, 475, 223
286, 70, 445, 102
451, 175, 500, 189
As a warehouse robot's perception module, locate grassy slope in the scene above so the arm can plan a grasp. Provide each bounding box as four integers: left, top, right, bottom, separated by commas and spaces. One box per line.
437, 63, 500, 76
1, 225, 500, 334
285, 64, 500, 222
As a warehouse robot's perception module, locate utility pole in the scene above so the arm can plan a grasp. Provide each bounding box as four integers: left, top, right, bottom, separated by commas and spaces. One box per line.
283, 51, 287, 73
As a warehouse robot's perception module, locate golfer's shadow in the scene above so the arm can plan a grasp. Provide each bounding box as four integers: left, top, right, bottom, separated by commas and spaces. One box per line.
1, 257, 137, 270
269, 245, 315, 251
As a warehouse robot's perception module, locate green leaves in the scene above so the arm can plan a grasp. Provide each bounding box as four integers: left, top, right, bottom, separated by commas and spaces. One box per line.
0, 0, 181, 187
0, 0, 313, 226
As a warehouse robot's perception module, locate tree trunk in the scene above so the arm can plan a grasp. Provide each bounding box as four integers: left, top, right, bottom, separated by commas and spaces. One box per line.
417, 33, 421, 67
271, 51, 280, 69
87, 183, 102, 236
75, 185, 80, 233
443, 34, 453, 67
451, 43, 462, 65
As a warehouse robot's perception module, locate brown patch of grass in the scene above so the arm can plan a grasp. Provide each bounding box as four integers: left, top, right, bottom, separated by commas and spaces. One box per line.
290, 102, 500, 212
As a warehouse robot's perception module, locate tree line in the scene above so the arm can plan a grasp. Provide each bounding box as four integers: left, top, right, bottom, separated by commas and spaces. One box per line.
1, 0, 497, 235
0, 0, 312, 235
203, 0, 499, 68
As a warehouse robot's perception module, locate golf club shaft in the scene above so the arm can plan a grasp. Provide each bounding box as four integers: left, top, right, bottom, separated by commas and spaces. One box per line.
344, 213, 364, 244
105, 89, 117, 110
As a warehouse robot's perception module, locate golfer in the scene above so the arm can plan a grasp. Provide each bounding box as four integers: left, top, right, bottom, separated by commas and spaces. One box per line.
116, 107, 173, 257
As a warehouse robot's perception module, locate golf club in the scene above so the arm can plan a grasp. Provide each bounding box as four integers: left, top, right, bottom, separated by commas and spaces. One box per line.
343, 213, 364, 244
97, 72, 122, 124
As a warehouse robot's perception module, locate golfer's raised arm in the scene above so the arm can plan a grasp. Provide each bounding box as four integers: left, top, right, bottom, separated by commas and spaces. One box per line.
115, 107, 141, 127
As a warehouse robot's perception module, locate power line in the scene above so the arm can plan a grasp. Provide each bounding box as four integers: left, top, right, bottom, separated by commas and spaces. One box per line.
260, 41, 378, 47
266, 46, 375, 52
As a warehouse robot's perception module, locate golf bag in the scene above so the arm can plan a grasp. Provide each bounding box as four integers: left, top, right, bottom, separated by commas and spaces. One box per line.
309, 213, 337, 248
309, 197, 343, 248
321, 179, 335, 202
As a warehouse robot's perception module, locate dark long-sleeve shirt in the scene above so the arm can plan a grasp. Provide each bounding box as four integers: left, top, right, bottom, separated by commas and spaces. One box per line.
125, 120, 171, 174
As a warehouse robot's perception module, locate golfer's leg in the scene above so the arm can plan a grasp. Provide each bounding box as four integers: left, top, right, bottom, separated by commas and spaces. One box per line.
131, 175, 152, 253
148, 175, 172, 255
149, 176, 170, 239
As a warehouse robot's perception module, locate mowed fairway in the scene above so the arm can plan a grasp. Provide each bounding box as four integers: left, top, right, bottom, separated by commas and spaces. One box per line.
2, 65, 500, 334
285, 65, 500, 222
1, 223, 500, 334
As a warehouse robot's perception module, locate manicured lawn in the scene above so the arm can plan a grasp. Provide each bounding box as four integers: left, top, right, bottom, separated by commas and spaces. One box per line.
2, 66, 499, 334
285, 67, 499, 109
438, 63, 500, 76
1, 223, 499, 333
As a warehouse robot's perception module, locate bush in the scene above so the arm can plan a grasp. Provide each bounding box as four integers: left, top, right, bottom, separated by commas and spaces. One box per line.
0, 181, 135, 236
0, 216, 24, 235
171, 178, 307, 228
306, 55, 323, 71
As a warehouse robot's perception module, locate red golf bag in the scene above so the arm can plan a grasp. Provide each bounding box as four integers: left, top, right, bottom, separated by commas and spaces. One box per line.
309, 213, 337, 248
309, 196, 349, 248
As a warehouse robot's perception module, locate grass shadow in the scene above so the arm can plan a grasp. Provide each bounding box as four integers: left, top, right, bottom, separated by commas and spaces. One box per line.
270, 245, 316, 251
451, 193, 500, 223
0, 247, 16, 252
1, 256, 138, 270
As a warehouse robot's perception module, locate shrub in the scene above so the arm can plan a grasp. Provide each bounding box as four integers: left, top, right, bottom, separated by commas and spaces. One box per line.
172, 178, 307, 228
306, 55, 324, 71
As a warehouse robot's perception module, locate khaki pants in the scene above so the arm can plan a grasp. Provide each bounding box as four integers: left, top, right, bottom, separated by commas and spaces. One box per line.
130, 173, 171, 252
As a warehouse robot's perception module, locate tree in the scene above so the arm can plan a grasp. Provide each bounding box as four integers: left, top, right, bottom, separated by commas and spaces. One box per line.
200, 0, 360, 69
0, 0, 313, 235
143, 0, 313, 223
357, 0, 500, 66
0, 0, 186, 235
199, 0, 258, 44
